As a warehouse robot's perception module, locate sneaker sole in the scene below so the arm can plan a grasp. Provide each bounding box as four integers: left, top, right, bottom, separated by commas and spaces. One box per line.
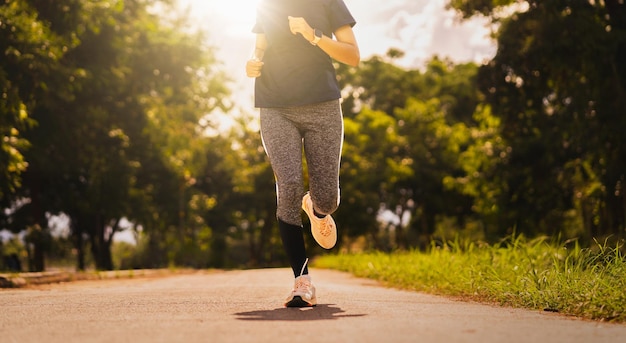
285, 296, 316, 308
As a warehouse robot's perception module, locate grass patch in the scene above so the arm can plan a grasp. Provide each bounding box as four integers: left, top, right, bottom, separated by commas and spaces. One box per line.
313, 235, 626, 322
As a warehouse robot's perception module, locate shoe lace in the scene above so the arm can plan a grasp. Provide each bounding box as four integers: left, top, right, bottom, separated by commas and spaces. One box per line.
293, 258, 310, 293
294, 278, 311, 293
318, 217, 333, 237
299, 258, 308, 277
306, 194, 334, 238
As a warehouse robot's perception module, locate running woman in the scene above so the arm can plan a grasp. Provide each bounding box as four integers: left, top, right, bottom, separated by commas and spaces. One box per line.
245, 0, 360, 307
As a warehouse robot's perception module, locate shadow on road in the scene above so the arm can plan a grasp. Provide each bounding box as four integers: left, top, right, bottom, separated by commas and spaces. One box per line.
234, 304, 367, 321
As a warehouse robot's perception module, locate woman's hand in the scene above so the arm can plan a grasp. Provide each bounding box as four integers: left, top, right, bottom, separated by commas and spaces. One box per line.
246, 58, 264, 78
287, 17, 360, 67
288, 16, 314, 43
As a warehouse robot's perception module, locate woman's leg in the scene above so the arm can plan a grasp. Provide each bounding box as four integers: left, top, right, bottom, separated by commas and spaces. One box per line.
260, 107, 305, 226
260, 107, 308, 277
262, 100, 343, 217
301, 100, 343, 215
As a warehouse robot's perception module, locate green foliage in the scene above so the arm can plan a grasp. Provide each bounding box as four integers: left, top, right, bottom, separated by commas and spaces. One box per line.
337, 55, 483, 248
462, 0, 626, 239
0, 237, 27, 272
442, 104, 511, 237
0, 0, 58, 202
195, 114, 281, 268
315, 235, 626, 322
447, 0, 517, 19
0, 0, 231, 271
339, 107, 407, 242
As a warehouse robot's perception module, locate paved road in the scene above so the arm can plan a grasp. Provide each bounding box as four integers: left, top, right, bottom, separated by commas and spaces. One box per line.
1, 268, 625, 343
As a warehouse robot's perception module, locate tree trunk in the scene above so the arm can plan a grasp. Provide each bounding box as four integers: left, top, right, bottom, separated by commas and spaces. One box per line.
248, 223, 259, 268
75, 232, 86, 271
90, 217, 114, 271
210, 234, 227, 268
32, 243, 45, 272
71, 218, 86, 271
25, 224, 48, 272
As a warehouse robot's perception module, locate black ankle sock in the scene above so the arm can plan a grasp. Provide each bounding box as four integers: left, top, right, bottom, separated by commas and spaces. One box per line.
313, 209, 326, 219
278, 219, 309, 277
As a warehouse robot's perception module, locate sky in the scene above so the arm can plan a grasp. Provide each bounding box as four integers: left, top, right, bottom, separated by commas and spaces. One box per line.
176, 0, 497, 114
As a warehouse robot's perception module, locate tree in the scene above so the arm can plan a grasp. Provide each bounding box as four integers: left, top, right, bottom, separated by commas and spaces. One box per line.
0, 0, 89, 270
450, 0, 626, 240
336, 54, 482, 248
4, 0, 229, 271
338, 106, 411, 250
336, 49, 421, 118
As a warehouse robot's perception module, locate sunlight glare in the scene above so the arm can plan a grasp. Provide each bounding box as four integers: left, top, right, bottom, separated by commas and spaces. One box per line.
183, 0, 260, 26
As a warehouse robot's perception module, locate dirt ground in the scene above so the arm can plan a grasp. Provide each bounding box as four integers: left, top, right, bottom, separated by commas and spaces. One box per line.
1, 268, 625, 343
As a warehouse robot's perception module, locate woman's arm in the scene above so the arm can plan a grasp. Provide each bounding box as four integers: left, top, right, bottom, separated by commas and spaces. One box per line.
246, 34, 267, 78
318, 25, 360, 67
288, 17, 360, 67
252, 33, 268, 61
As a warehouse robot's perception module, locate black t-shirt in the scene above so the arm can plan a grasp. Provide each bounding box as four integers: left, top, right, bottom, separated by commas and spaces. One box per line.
252, 0, 356, 108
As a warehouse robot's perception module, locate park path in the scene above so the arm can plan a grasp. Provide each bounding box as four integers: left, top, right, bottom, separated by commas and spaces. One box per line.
1, 268, 625, 343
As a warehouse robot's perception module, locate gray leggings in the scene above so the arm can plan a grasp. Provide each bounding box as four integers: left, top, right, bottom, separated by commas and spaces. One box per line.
260, 99, 343, 226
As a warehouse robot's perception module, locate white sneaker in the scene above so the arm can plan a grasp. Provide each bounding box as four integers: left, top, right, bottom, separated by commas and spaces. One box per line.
302, 192, 337, 249
285, 274, 317, 307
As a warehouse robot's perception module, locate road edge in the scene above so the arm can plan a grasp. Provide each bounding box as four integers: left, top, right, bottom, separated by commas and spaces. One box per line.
0, 269, 188, 288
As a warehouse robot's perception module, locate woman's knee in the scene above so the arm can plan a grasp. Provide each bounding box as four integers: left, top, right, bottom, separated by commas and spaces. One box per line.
311, 190, 340, 215
276, 181, 304, 224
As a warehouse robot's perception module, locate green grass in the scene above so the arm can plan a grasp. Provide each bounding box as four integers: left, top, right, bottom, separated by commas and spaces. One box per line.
313, 235, 626, 322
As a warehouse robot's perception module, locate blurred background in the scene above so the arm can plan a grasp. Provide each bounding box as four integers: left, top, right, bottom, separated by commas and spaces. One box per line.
1, 0, 624, 272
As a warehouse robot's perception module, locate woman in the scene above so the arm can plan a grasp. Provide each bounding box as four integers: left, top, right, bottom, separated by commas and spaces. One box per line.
246, 0, 360, 307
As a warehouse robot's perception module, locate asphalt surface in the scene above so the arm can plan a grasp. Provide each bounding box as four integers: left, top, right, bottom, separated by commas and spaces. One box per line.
1, 268, 625, 343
